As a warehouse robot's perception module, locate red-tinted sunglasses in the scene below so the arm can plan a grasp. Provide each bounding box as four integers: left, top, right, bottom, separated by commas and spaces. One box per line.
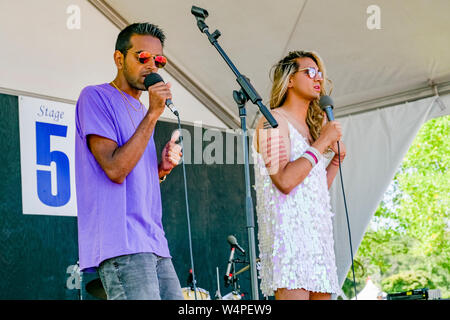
130, 51, 167, 68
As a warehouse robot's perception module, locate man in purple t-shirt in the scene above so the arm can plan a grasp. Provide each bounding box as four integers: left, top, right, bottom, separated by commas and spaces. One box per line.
75, 23, 183, 300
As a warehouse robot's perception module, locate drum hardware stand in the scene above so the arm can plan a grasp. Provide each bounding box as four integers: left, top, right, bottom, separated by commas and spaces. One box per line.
191, 5, 278, 300
187, 268, 194, 290
223, 257, 248, 299
214, 266, 222, 300
186, 268, 204, 299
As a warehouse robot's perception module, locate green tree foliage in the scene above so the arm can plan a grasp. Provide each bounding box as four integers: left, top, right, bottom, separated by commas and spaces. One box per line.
382, 270, 434, 293
342, 115, 449, 299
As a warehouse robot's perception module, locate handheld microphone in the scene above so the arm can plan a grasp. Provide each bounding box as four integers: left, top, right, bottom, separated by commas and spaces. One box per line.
319, 95, 335, 121
144, 73, 179, 116
227, 235, 245, 254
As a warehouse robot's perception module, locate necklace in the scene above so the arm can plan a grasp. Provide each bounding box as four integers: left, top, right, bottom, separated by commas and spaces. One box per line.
111, 81, 145, 129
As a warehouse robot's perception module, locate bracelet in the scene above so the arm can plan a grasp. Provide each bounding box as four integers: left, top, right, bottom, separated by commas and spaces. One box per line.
307, 146, 322, 162
301, 152, 317, 167
159, 175, 167, 183
330, 160, 339, 166
330, 157, 342, 166
300, 146, 323, 168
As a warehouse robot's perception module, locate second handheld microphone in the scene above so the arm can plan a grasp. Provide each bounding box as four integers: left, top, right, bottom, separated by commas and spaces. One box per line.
319, 95, 335, 121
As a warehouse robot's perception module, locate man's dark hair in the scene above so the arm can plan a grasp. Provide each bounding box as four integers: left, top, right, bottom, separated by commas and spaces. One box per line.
115, 23, 166, 56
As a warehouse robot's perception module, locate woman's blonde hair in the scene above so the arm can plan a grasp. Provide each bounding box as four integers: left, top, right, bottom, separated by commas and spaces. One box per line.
269, 50, 332, 142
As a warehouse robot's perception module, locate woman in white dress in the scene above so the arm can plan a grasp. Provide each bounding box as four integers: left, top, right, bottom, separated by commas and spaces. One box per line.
253, 51, 347, 300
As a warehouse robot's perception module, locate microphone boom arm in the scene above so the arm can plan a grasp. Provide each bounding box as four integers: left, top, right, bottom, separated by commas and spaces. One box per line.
191, 7, 278, 129
192, 6, 273, 300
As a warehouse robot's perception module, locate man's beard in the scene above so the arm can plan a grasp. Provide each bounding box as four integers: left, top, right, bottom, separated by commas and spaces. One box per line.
123, 63, 145, 91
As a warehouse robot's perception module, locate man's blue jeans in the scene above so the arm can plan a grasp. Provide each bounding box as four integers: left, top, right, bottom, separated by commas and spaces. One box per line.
97, 252, 183, 300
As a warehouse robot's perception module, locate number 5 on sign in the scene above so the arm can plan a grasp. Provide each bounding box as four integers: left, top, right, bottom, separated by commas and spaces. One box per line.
36, 122, 70, 207
19, 96, 78, 217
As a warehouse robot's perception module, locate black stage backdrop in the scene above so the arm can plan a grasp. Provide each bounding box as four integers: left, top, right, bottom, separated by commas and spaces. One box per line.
0, 93, 261, 300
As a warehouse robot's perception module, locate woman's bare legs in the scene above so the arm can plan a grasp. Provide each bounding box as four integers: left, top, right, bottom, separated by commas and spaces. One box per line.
275, 288, 309, 300
309, 291, 331, 300
275, 288, 331, 300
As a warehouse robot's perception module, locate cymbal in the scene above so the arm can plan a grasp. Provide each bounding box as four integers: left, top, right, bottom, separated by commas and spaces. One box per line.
85, 278, 107, 300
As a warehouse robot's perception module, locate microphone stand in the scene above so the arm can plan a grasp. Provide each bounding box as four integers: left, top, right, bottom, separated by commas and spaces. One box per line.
191, 6, 278, 300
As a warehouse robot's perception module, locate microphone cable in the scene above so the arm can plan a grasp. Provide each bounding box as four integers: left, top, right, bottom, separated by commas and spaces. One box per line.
337, 141, 357, 300
175, 114, 198, 300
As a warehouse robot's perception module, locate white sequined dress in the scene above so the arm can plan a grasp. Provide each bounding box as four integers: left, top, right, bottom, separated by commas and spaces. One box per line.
253, 121, 342, 297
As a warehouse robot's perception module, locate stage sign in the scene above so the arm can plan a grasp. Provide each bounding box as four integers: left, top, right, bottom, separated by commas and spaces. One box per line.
19, 96, 77, 216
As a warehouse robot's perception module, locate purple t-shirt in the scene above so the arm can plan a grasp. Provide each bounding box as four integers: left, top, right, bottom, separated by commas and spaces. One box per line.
75, 83, 170, 272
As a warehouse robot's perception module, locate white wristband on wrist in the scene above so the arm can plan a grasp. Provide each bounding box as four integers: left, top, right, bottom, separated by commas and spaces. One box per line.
300, 146, 322, 167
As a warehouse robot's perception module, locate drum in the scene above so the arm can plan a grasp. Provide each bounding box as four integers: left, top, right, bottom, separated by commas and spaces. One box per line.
181, 287, 211, 300
87, 279, 212, 300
